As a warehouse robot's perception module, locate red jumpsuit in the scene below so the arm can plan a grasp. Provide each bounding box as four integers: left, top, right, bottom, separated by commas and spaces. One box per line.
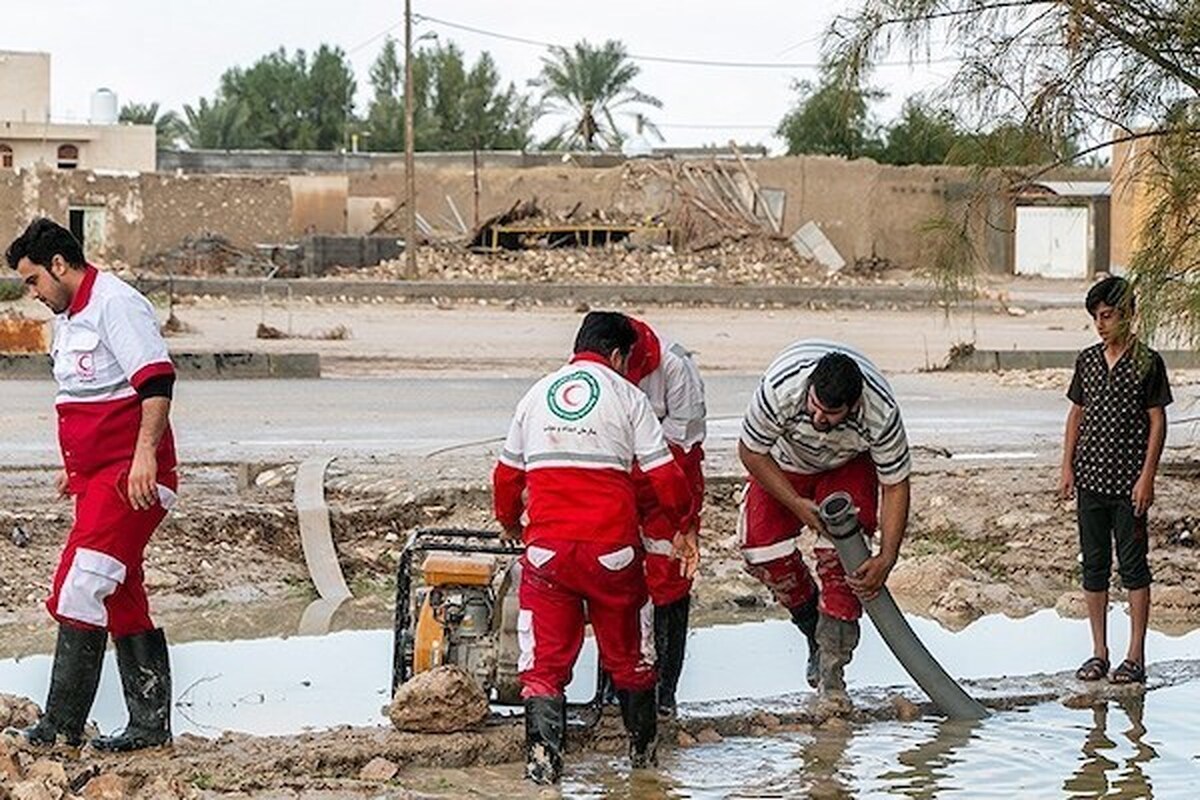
47, 266, 177, 637
625, 319, 707, 606
493, 353, 695, 698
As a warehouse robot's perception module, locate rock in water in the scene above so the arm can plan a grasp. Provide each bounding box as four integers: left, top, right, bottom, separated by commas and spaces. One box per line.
388, 665, 489, 733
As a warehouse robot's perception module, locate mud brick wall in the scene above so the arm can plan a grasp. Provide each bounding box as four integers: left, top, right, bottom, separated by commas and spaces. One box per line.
0, 169, 291, 265
0, 157, 1092, 274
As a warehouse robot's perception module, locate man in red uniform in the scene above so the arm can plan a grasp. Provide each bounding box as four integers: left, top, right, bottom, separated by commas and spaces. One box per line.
7, 218, 177, 751
623, 316, 706, 718
493, 311, 696, 785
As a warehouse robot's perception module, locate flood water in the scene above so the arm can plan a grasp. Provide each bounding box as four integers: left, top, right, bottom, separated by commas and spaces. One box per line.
566, 683, 1199, 798
0, 606, 1197, 797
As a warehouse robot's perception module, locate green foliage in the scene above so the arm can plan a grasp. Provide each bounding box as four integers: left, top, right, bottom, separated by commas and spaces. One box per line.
180, 45, 355, 151
1127, 108, 1200, 346
180, 96, 254, 149
877, 99, 958, 166
777, 69, 883, 158
945, 124, 1074, 168
827, 1, 1200, 331
533, 39, 662, 151
118, 101, 183, 149
217, 45, 356, 150
366, 38, 533, 152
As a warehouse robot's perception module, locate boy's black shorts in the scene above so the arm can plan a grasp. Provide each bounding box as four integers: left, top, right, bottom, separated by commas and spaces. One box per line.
1077, 487, 1152, 592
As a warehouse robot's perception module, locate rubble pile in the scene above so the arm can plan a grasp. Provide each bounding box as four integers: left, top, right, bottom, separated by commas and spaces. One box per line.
360, 237, 830, 285
140, 233, 272, 277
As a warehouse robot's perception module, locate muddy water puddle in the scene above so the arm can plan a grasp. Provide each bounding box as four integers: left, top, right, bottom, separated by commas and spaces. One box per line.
0, 607, 1196, 743
558, 683, 1200, 798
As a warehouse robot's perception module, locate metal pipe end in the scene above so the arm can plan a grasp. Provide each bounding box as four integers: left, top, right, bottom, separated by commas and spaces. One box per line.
819, 491, 862, 539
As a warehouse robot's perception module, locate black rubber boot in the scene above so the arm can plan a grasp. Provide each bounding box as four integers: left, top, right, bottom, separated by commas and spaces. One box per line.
9, 624, 106, 747
597, 670, 618, 706
523, 695, 566, 785
90, 628, 172, 752
653, 594, 690, 718
789, 593, 821, 689
616, 688, 658, 769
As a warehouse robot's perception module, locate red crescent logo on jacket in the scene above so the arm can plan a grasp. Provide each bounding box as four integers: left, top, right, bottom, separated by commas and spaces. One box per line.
75, 352, 96, 381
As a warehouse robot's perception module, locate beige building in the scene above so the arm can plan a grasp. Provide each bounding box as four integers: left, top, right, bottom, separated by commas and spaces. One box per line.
0, 50, 155, 174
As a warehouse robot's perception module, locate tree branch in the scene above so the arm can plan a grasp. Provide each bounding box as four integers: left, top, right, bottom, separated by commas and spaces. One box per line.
1081, 3, 1200, 93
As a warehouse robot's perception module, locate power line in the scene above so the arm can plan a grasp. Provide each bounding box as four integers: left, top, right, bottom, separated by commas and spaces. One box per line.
413, 13, 961, 70
657, 122, 777, 130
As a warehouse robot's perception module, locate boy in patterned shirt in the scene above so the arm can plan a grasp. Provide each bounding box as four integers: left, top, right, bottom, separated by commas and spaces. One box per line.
1060, 276, 1172, 685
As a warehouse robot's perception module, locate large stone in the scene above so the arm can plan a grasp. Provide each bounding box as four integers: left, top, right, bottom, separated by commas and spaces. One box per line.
82, 773, 129, 800
9, 781, 56, 800
358, 756, 399, 782
888, 555, 977, 596
387, 665, 489, 733
929, 578, 1037, 629
1152, 585, 1200, 620
24, 759, 67, 788
0, 694, 40, 730
1055, 591, 1091, 619
0, 739, 21, 781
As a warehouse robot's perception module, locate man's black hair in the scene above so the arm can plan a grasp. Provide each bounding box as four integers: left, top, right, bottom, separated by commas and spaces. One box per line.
810, 352, 864, 409
1086, 275, 1134, 317
5, 218, 85, 271
574, 311, 637, 358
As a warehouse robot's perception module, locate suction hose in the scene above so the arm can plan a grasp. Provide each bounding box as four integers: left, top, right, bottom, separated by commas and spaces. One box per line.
819, 491, 989, 720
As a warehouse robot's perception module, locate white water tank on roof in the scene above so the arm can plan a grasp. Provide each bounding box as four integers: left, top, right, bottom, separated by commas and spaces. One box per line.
89, 88, 118, 124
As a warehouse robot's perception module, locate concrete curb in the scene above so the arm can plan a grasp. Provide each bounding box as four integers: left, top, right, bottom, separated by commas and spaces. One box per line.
3, 274, 1079, 310
133, 276, 948, 308
0, 351, 321, 380
948, 349, 1200, 371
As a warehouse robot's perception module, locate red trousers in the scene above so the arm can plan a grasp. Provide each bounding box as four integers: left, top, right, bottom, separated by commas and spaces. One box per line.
518, 538, 656, 698
47, 461, 176, 637
740, 455, 878, 621
637, 444, 704, 606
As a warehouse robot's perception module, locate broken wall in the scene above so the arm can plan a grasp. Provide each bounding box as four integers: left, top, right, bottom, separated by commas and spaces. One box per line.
0, 169, 292, 264
0, 158, 1001, 272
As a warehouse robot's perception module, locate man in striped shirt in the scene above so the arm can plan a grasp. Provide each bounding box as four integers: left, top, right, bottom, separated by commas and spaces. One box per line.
739, 340, 911, 704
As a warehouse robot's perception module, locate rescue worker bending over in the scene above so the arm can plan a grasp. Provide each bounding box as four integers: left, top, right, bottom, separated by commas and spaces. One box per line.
493, 311, 697, 785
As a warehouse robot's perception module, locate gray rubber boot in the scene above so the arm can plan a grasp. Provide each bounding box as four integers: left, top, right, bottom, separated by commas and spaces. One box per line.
815, 614, 860, 711
523, 695, 566, 785
90, 628, 172, 751
8, 624, 106, 748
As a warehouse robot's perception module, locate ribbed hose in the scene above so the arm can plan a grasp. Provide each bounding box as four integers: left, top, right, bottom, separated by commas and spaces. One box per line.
819, 492, 989, 720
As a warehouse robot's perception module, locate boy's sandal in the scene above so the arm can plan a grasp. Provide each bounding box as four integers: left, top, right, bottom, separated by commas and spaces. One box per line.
1110, 660, 1146, 685
1075, 656, 1109, 681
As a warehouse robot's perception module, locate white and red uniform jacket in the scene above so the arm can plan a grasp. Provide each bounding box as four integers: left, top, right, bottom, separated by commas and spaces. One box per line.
624, 320, 707, 603
626, 319, 706, 453
493, 353, 695, 548
52, 266, 177, 489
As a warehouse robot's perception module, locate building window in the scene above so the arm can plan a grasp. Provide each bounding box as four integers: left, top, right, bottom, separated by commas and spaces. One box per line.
0, 144, 12, 169
56, 144, 79, 170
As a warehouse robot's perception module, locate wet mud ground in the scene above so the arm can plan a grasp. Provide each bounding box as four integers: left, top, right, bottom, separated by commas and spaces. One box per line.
0, 456, 1199, 797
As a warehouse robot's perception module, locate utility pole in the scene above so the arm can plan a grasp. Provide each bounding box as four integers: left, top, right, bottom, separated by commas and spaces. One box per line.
403, 0, 417, 278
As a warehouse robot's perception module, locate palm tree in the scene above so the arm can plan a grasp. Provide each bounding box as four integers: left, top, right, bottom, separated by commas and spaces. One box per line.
533, 39, 662, 151
180, 97, 254, 150
118, 101, 184, 149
